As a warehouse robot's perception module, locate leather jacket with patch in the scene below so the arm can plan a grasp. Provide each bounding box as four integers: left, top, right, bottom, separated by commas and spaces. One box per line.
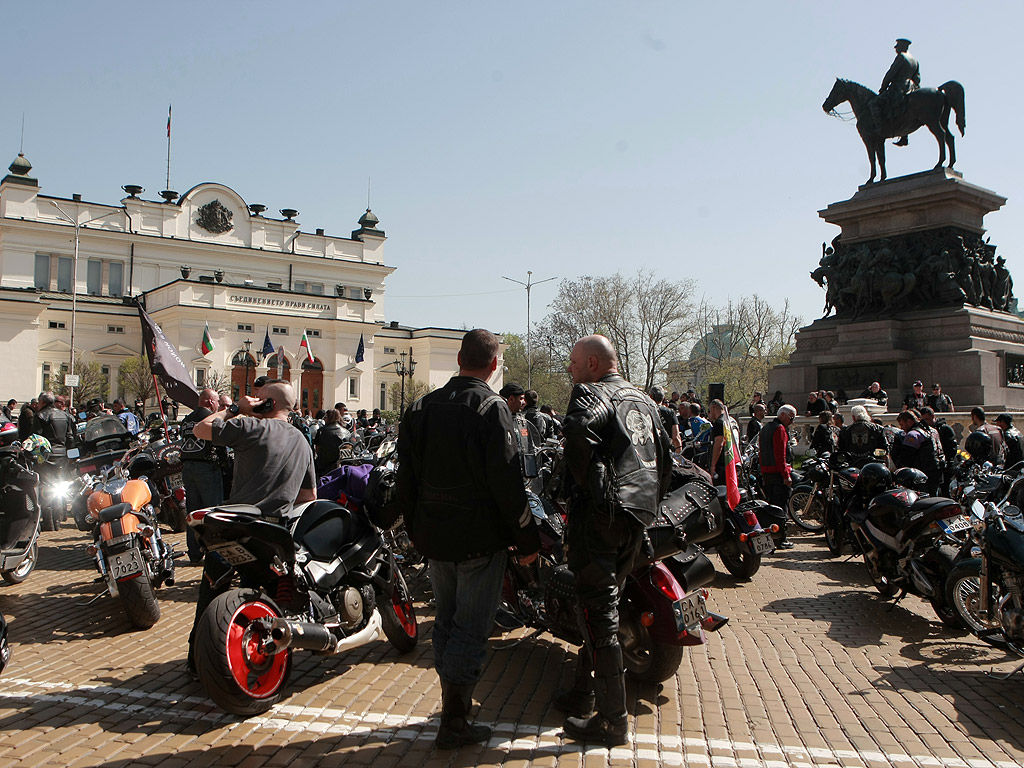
562, 373, 672, 526
32, 406, 76, 455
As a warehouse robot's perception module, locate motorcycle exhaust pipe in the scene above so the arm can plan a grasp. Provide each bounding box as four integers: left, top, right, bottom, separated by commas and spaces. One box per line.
270, 619, 337, 653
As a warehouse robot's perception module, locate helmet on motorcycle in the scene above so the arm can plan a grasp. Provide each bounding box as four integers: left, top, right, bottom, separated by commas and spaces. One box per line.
21, 434, 52, 464
0, 422, 18, 446
127, 453, 157, 479
893, 466, 928, 491
858, 462, 892, 497
964, 430, 992, 462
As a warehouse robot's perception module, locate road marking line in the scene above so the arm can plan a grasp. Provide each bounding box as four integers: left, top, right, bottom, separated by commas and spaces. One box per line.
0, 679, 1020, 768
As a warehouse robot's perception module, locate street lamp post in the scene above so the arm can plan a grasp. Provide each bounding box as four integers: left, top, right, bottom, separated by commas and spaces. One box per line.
243, 339, 253, 395
392, 351, 417, 414
501, 270, 557, 391
50, 202, 121, 413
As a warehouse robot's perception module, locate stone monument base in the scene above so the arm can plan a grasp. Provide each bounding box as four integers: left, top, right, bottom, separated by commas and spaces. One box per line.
770, 304, 1024, 410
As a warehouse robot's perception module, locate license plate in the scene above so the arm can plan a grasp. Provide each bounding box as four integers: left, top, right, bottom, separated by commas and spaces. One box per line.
750, 531, 775, 555
672, 592, 708, 633
941, 515, 972, 534
210, 542, 257, 565
110, 547, 143, 580
167, 473, 183, 490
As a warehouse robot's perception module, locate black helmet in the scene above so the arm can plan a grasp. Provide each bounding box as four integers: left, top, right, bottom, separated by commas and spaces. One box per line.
858, 462, 892, 497
894, 467, 928, 492
964, 430, 992, 462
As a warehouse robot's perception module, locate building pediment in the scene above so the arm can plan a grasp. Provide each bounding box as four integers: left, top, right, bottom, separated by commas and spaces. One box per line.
38, 338, 71, 354
93, 343, 139, 357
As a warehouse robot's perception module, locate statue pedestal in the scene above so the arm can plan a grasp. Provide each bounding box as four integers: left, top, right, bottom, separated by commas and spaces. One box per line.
772, 171, 1021, 411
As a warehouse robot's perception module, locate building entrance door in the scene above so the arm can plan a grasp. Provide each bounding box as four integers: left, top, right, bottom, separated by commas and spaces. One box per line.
300, 358, 323, 414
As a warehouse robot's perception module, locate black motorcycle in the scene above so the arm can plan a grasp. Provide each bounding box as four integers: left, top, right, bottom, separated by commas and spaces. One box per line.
188, 498, 418, 716
0, 440, 42, 584
946, 487, 1024, 673
847, 464, 969, 629
814, 453, 865, 555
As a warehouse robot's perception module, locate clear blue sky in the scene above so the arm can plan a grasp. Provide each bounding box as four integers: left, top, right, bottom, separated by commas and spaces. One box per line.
4, 2, 1021, 337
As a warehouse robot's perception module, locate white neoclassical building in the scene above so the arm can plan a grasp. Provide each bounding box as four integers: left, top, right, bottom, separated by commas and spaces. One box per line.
0, 152, 494, 413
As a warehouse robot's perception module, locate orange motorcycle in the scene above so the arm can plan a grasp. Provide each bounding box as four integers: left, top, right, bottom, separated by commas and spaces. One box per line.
86, 475, 176, 629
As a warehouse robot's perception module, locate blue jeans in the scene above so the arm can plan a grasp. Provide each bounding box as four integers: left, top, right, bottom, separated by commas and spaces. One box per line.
182, 460, 224, 561
429, 549, 508, 686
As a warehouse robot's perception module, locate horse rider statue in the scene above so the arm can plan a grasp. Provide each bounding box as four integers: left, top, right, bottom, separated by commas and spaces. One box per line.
871, 38, 921, 147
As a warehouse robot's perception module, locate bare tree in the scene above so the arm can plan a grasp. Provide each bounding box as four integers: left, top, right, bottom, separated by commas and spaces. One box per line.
117, 356, 158, 406
502, 332, 573, 413
203, 368, 233, 396
387, 379, 433, 414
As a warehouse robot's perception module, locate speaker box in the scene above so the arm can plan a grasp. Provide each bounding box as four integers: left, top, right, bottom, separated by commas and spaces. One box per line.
707, 383, 724, 403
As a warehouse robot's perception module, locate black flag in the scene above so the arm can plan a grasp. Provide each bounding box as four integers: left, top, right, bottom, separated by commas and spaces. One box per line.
138, 305, 199, 409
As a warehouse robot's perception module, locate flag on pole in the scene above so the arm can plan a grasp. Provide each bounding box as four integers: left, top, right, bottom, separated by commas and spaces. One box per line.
720, 402, 742, 510
200, 322, 214, 355
299, 329, 314, 363
166, 105, 172, 137
261, 327, 275, 358
355, 334, 365, 363
138, 304, 199, 409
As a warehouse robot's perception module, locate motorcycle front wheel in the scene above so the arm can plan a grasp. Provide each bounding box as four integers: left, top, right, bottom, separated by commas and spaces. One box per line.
118, 573, 161, 629
1, 541, 38, 585
378, 567, 418, 653
40, 503, 59, 532
619, 613, 684, 684
823, 509, 845, 556
788, 486, 825, 531
944, 559, 999, 636
925, 545, 965, 631
195, 589, 291, 716
861, 550, 898, 598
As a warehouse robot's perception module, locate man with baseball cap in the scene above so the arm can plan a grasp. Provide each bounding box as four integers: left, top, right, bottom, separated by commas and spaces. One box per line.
902, 380, 926, 412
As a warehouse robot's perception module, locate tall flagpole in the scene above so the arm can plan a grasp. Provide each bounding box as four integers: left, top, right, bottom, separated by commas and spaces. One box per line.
165, 105, 172, 192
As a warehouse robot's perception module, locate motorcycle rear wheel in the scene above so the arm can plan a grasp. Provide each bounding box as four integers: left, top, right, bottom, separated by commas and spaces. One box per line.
925, 545, 965, 631
788, 487, 825, 532
196, 589, 291, 716
162, 497, 187, 533
719, 549, 762, 580
1, 541, 38, 585
378, 567, 418, 653
118, 573, 161, 629
619, 614, 684, 684
944, 559, 999, 636
40, 504, 59, 532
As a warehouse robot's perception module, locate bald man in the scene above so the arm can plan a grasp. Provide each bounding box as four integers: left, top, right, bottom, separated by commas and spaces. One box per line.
186, 380, 316, 678
557, 335, 672, 746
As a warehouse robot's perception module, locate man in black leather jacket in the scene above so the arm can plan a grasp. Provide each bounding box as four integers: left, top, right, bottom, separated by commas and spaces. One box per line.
556, 334, 671, 747
32, 391, 76, 457
394, 329, 540, 749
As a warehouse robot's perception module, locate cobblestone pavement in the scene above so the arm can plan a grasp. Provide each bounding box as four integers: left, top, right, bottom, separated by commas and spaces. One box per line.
0, 526, 1023, 767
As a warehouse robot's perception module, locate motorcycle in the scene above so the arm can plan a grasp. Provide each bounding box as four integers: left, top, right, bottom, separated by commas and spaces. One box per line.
813, 452, 867, 555
847, 464, 969, 629
121, 437, 187, 532
0, 433, 42, 584
187, 498, 418, 716
72, 415, 135, 477
84, 471, 177, 629
497, 478, 728, 684
946, 486, 1024, 673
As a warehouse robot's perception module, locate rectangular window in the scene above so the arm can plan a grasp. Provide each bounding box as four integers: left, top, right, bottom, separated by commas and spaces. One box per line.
87, 259, 102, 295
42, 363, 51, 391
348, 376, 358, 399
48, 321, 67, 329
379, 382, 387, 411
272, 326, 288, 336
56, 257, 73, 293
237, 323, 254, 333
107, 325, 125, 334
196, 368, 206, 388
307, 329, 321, 338
383, 347, 396, 355
310, 283, 324, 295
109, 262, 124, 297
34, 254, 50, 290
293, 281, 307, 293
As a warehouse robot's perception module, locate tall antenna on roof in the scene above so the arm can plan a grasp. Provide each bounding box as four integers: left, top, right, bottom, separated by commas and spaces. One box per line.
19, 113, 25, 154
367, 176, 371, 210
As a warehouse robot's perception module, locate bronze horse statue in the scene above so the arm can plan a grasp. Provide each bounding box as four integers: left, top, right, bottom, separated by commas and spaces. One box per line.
822, 78, 965, 184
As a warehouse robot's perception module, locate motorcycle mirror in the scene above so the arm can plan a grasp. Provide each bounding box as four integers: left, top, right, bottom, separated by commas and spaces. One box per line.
67, 448, 80, 459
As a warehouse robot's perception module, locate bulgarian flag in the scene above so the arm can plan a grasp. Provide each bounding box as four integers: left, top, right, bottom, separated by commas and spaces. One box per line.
720, 402, 742, 510
299, 329, 314, 363
200, 322, 214, 355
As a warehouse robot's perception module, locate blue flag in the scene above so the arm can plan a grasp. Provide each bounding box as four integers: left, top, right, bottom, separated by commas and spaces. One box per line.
355, 334, 365, 363
261, 328, 275, 358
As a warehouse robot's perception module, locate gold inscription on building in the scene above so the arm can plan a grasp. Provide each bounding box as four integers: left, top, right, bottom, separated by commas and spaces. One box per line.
228, 295, 331, 312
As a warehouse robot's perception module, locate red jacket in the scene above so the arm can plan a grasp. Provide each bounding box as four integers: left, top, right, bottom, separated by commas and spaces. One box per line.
758, 418, 791, 481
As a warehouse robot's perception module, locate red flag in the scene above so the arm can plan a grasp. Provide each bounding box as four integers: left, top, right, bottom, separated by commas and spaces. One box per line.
720, 402, 742, 510
166, 105, 172, 137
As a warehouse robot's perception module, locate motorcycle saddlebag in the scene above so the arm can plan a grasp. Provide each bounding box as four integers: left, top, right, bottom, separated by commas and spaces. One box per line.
663, 544, 716, 593
657, 480, 721, 546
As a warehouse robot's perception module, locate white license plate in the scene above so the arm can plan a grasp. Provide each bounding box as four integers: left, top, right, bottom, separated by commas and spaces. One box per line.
751, 531, 775, 555
167, 473, 183, 490
210, 542, 257, 565
941, 515, 972, 534
672, 592, 708, 632
110, 547, 143, 580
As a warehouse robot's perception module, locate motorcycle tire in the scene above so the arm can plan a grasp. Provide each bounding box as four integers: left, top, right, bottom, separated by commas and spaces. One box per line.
719, 549, 762, 580
195, 589, 291, 717
619, 613, 684, 684
162, 497, 187, 533
944, 559, 998, 636
787, 487, 825, 532
861, 550, 898, 598
1, 541, 38, 585
925, 545, 966, 631
118, 573, 161, 629
378, 567, 418, 654
40, 504, 58, 532
824, 512, 845, 556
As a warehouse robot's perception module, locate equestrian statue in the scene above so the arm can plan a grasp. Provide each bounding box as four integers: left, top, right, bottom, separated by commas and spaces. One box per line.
822, 39, 965, 185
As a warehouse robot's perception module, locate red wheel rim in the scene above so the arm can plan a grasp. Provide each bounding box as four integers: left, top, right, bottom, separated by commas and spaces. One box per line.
392, 586, 417, 637
224, 601, 288, 699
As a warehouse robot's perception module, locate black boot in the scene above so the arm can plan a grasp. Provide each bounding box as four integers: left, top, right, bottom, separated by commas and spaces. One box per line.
552, 687, 595, 718
563, 643, 628, 747
436, 681, 491, 750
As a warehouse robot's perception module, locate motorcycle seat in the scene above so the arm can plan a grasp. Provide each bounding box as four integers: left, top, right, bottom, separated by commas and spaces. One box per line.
98, 502, 133, 523
209, 504, 263, 517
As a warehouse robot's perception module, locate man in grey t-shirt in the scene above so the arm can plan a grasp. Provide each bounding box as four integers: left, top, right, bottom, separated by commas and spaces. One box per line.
186, 380, 316, 677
